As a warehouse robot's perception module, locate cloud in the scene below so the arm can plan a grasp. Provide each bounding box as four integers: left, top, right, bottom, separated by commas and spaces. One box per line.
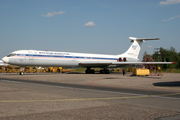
83, 21, 96, 27
163, 15, 180, 21
159, 0, 180, 5
42, 11, 65, 17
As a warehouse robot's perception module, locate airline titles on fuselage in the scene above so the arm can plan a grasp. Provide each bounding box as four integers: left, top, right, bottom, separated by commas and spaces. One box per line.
38, 52, 70, 56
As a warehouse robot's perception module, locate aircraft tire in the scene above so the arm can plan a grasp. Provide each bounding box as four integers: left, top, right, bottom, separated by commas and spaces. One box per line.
85, 69, 95, 74
106, 70, 110, 74
100, 70, 110, 74
19, 72, 23, 75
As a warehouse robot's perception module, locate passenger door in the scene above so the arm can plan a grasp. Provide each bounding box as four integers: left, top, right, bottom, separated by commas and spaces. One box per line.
29, 51, 33, 60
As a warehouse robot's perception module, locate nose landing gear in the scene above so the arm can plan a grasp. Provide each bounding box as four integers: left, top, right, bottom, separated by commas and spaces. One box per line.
19, 67, 25, 75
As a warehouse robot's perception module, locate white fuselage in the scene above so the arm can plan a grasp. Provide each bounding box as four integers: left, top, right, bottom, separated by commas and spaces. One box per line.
2, 50, 137, 68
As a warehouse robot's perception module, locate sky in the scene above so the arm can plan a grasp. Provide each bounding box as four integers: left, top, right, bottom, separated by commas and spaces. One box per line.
0, 0, 180, 61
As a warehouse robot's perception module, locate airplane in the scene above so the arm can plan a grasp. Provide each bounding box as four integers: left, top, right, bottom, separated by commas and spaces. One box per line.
2, 37, 176, 75
0, 60, 8, 66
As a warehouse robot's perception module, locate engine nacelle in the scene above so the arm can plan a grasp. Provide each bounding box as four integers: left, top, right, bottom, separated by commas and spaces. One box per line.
118, 58, 122, 62
123, 57, 127, 62
118, 57, 127, 62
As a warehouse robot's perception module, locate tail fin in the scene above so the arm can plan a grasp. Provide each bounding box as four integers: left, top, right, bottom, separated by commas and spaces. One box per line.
119, 37, 159, 59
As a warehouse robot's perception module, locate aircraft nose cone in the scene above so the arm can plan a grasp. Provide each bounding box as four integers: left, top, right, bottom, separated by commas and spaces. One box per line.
2, 57, 9, 63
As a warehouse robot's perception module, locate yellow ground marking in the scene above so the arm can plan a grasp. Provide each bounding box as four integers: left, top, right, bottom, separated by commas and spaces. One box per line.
0, 93, 180, 103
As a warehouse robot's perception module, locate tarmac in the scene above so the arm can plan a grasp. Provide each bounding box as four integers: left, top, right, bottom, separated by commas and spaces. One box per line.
1, 72, 180, 91
0, 72, 180, 119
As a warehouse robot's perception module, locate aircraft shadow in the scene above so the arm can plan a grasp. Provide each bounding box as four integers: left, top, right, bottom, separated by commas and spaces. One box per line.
153, 81, 180, 87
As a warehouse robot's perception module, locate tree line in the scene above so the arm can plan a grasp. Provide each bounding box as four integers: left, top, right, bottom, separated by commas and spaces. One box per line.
142, 47, 180, 69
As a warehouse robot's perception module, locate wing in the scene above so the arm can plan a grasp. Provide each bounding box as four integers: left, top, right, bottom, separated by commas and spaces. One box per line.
79, 62, 176, 67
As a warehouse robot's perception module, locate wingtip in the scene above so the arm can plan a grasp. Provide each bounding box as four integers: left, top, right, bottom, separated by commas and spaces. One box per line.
172, 62, 177, 64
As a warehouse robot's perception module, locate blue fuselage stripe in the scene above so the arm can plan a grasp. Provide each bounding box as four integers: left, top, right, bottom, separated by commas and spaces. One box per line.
16, 54, 118, 61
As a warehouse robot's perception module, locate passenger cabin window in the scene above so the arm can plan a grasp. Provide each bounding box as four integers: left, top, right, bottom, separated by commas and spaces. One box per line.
7, 53, 16, 57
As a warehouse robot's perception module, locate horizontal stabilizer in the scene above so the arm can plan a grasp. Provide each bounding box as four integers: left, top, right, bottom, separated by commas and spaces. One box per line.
129, 37, 159, 42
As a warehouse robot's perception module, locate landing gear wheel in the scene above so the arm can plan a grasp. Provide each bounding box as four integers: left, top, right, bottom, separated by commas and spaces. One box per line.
19, 72, 24, 75
100, 69, 110, 74
85, 68, 95, 74
106, 70, 110, 74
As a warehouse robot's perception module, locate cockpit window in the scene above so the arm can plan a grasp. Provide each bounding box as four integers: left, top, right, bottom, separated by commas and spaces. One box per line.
7, 53, 16, 57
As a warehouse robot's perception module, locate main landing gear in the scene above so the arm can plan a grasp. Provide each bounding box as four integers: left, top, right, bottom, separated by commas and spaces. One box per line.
85, 67, 95, 74
100, 68, 110, 74
85, 67, 110, 74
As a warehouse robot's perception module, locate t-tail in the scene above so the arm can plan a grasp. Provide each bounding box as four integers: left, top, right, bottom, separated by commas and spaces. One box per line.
119, 37, 159, 59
